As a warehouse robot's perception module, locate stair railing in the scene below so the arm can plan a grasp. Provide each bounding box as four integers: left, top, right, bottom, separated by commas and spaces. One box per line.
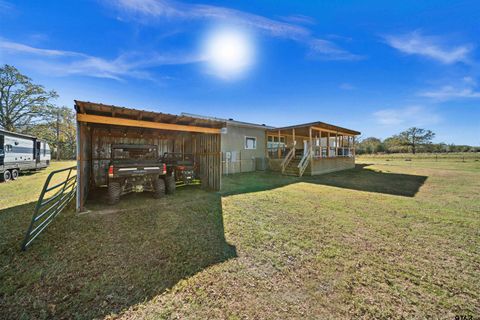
280, 147, 295, 174
297, 149, 311, 177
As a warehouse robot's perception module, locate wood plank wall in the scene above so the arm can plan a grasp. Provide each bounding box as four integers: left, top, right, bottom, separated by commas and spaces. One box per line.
195, 133, 221, 191
77, 123, 92, 211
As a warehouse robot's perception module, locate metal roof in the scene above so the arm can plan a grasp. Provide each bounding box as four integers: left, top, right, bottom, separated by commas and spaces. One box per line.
75, 101, 226, 129
180, 112, 275, 129
0, 129, 40, 140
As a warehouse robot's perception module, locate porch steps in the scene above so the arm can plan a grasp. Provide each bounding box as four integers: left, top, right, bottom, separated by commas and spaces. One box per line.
283, 158, 309, 176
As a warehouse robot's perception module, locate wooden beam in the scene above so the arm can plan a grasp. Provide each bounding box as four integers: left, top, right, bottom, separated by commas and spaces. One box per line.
353, 136, 356, 157
309, 127, 313, 160
265, 130, 269, 159
292, 128, 296, 148
77, 113, 221, 134
335, 132, 338, 157
327, 132, 330, 157
277, 130, 281, 159
311, 126, 355, 136
318, 129, 322, 158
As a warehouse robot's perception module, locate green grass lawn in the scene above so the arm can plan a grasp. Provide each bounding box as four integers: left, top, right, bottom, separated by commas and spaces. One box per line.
0, 158, 479, 319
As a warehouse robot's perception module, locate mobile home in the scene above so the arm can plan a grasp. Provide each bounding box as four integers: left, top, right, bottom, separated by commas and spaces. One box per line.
0, 129, 51, 182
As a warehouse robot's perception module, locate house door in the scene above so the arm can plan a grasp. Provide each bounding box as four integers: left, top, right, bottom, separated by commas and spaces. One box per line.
303, 140, 308, 156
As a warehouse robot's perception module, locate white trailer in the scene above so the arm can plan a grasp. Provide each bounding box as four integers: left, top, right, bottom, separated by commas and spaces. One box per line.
0, 129, 51, 182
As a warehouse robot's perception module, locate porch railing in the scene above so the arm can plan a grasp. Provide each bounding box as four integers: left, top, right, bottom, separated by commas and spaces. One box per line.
280, 147, 295, 174
21, 166, 77, 251
297, 149, 311, 177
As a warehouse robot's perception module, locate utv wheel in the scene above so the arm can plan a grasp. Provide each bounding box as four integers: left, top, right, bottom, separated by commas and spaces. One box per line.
1, 170, 12, 182
108, 182, 121, 205
11, 169, 19, 180
153, 178, 166, 198
165, 175, 176, 195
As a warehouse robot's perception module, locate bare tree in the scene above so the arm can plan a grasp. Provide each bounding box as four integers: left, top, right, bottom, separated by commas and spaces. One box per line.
0, 65, 57, 132
399, 127, 435, 154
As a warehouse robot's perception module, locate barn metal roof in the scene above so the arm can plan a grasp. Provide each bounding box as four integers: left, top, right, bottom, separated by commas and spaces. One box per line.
74, 100, 226, 129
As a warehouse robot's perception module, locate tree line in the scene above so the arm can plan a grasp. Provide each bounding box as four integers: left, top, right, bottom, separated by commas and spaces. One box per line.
2, 64, 477, 159
356, 128, 479, 155
0, 64, 76, 160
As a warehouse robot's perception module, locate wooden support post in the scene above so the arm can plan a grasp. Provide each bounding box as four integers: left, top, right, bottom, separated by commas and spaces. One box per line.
335, 132, 338, 157
292, 128, 296, 148
319, 130, 322, 158
327, 132, 330, 157
353, 136, 356, 157
182, 136, 185, 160
277, 130, 281, 159
309, 127, 313, 161
265, 131, 268, 159
340, 135, 343, 156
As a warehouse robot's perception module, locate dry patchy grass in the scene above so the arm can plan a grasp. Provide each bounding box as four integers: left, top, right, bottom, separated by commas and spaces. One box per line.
0, 159, 479, 319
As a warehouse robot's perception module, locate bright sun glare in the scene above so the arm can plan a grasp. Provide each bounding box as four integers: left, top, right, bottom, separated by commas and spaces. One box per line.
202, 27, 254, 80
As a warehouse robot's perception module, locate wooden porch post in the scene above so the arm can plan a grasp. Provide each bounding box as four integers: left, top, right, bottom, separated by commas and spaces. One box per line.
309, 127, 313, 157
277, 130, 281, 158
340, 134, 343, 156
327, 132, 330, 157
335, 132, 338, 157
353, 136, 356, 157
319, 130, 322, 158
292, 128, 296, 148
265, 131, 268, 159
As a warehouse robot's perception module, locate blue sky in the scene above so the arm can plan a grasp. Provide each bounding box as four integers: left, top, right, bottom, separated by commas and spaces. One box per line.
1, 0, 479, 145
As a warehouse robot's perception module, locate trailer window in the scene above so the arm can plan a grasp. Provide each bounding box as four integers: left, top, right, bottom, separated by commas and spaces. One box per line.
112, 147, 157, 160
5, 144, 12, 152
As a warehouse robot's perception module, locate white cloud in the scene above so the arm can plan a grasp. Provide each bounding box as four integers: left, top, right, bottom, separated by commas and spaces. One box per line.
418, 77, 480, 100
373, 106, 441, 127
383, 31, 472, 64
0, 39, 83, 57
419, 85, 480, 100
0, 39, 203, 80
110, 0, 361, 61
279, 14, 316, 26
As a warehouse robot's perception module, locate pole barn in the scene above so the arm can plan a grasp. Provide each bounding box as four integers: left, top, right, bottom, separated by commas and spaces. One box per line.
75, 101, 225, 212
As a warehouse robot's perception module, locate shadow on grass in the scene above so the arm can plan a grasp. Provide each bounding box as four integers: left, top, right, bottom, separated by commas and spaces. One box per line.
1, 163, 425, 318
221, 164, 427, 197
0, 188, 236, 319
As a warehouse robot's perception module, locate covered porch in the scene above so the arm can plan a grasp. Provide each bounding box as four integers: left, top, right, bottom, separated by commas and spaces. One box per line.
266, 122, 360, 176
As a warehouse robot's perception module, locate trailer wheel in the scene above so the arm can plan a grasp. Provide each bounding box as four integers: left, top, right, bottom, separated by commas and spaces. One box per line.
1, 170, 12, 182
153, 178, 166, 198
11, 169, 19, 180
108, 181, 121, 205
165, 175, 176, 195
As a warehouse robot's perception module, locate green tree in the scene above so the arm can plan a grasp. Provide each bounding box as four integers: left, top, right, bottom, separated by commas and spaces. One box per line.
0, 64, 57, 132
357, 137, 383, 154
30, 106, 76, 160
399, 127, 435, 154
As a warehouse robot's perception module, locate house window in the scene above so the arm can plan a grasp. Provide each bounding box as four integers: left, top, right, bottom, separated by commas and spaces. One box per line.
267, 135, 285, 143
245, 136, 257, 150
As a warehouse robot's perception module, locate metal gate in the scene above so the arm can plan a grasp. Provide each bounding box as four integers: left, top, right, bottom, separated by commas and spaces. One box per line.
21, 166, 77, 251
